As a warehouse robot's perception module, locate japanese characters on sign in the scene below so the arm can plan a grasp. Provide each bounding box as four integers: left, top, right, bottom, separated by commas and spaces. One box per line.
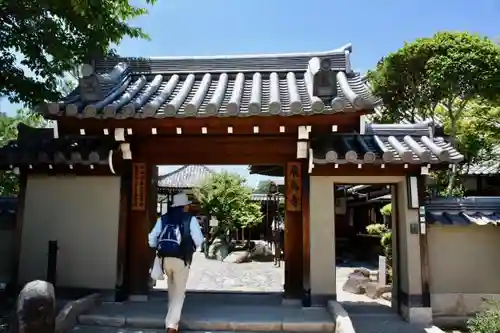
131, 163, 147, 211
286, 162, 302, 212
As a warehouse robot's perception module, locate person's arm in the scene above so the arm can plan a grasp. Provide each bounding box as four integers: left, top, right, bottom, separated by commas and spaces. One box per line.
189, 216, 204, 249
148, 218, 163, 248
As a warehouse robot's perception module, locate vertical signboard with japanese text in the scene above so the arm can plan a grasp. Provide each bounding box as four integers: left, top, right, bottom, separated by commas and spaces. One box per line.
131, 162, 147, 211
286, 162, 302, 212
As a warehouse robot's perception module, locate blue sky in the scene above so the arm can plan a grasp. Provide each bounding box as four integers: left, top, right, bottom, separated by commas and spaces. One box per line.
1, 0, 498, 186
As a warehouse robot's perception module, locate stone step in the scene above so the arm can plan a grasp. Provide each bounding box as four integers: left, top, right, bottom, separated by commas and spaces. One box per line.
72, 327, 299, 333
77, 302, 334, 332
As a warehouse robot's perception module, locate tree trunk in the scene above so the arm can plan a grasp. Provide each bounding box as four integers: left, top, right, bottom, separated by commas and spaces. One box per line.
445, 118, 458, 196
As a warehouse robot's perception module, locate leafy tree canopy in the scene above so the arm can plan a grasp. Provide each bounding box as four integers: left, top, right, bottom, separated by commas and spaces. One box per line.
368, 31, 500, 124
0, 0, 156, 108
194, 172, 263, 238
0, 109, 47, 196
368, 32, 500, 195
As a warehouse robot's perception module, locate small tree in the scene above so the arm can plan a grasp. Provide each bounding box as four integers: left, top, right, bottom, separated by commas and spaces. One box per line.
366, 203, 393, 280
467, 299, 500, 333
368, 32, 500, 195
194, 172, 263, 247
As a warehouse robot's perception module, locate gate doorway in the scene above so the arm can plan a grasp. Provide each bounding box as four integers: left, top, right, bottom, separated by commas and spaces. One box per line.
334, 183, 400, 315
153, 164, 285, 293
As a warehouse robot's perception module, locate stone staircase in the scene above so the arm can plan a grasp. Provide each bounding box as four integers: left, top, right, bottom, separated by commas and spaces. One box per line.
71, 292, 335, 333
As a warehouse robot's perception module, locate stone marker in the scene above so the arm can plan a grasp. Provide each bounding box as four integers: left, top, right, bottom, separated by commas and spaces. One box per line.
378, 256, 387, 286
16, 280, 56, 333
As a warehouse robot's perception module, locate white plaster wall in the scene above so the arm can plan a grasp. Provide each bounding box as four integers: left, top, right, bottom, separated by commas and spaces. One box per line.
428, 225, 500, 316
19, 176, 121, 290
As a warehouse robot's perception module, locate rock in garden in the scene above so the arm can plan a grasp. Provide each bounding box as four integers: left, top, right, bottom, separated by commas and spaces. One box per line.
365, 282, 392, 299
249, 241, 274, 262
381, 291, 392, 301
208, 238, 230, 261
342, 270, 370, 294
353, 267, 371, 277
223, 251, 251, 263
16, 280, 56, 333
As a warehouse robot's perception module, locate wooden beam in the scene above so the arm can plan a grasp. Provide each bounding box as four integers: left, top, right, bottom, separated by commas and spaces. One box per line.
56, 112, 370, 136
133, 135, 297, 165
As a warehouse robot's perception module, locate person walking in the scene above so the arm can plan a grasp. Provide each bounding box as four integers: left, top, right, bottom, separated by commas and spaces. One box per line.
148, 191, 204, 333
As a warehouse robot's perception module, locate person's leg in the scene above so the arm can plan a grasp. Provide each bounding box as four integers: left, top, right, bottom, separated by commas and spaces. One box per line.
163, 258, 175, 329
164, 258, 190, 331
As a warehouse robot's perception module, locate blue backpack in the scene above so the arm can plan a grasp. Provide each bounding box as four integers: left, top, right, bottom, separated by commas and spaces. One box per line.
157, 212, 193, 262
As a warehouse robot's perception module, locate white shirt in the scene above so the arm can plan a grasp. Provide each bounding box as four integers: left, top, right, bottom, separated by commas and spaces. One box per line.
148, 216, 204, 249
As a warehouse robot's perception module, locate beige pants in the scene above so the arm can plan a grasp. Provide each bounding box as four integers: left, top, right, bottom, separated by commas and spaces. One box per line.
162, 257, 190, 330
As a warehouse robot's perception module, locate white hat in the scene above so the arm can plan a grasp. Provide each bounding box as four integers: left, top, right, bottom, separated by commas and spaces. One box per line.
171, 192, 192, 207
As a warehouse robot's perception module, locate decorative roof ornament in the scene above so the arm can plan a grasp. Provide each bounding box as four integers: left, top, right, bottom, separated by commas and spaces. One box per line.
79, 64, 103, 102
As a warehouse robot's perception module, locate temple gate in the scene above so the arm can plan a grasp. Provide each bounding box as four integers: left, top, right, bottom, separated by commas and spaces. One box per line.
0, 43, 463, 323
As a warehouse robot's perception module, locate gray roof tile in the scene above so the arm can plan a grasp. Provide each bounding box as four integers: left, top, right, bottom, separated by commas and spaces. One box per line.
42, 45, 381, 119
157, 165, 213, 188
312, 122, 464, 165
425, 196, 500, 226
370, 106, 500, 175
0, 124, 120, 167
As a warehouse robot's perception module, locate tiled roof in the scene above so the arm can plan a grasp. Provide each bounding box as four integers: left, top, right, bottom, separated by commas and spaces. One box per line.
370, 106, 500, 175
426, 197, 500, 226
463, 145, 500, 175
41, 45, 381, 119
312, 122, 464, 165
157, 165, 213, 188
0, 123, 120, 168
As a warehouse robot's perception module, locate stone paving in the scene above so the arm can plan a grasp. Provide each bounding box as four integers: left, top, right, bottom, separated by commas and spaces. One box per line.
155, 252, 285, 292
156, 252, 390, 306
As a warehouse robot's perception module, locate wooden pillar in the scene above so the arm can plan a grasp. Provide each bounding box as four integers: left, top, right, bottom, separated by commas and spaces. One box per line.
284, 161, 303, 298
12, 171, 27, 292
126, 161, 155, 297
115, 162, 131, 301
417, 175, 431, 308
301, 161, 311, 305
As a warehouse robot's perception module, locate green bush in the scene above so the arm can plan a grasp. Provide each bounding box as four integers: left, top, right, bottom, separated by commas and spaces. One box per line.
467, 299, 500, 333
366, 223, 388, 236
380, 203, 392, 216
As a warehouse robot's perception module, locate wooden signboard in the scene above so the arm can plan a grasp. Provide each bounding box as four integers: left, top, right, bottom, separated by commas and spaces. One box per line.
131, 162, 147, 211
286, 162, 302, 212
